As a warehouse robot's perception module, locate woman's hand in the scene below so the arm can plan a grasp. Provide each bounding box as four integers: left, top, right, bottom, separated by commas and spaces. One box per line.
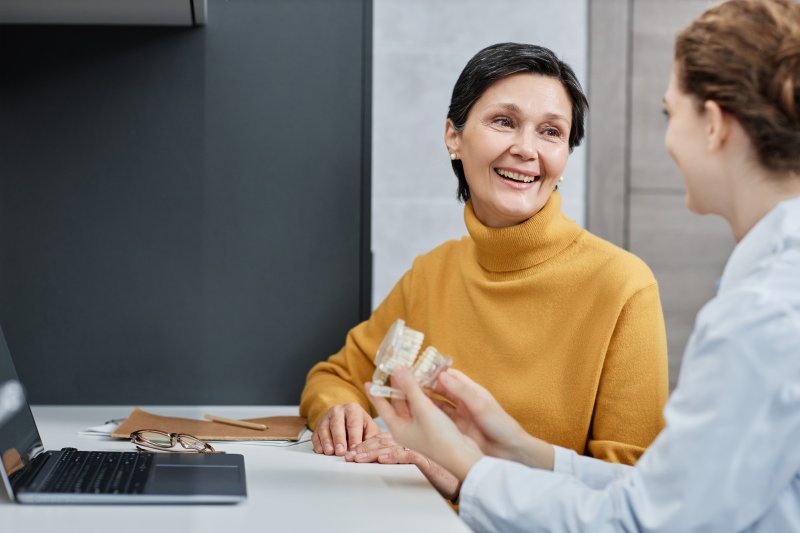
366, 367, 484, 482
431, 369, 554, 470
344, 431, 417, 464
345, 432, 461, 500
311, 403, 381, 456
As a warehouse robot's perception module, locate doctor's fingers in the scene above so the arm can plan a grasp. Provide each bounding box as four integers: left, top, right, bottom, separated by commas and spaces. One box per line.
436, 370, 496, 416
390, 367, 434, 413
365, 382, 402, 431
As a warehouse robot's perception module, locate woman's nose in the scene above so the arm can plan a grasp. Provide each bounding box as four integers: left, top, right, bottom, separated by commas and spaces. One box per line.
509, 129, 538, 160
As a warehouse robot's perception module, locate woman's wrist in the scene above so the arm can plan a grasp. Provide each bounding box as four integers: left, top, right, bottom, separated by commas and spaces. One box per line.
414, 455, 462, 502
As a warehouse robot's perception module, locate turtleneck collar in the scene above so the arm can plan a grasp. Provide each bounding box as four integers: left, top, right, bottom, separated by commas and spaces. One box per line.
464, 191, 583, 273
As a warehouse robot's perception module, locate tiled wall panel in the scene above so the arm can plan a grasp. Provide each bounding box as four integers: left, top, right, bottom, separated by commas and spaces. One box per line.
372, 0, 589, 307
589, 0, 734, 388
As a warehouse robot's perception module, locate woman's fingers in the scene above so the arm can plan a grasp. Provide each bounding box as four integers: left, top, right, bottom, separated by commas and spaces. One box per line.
328, 406, 350, 456
376, 447, 417, 464
364, 417, 381, 440
342, 432, 419, 464
343, 404, 369, 452
352, 444, 417, 464
347, 432, 395, 456
312, 403, 378, 456
311, 427, 323, 454
314, 415, 335, 455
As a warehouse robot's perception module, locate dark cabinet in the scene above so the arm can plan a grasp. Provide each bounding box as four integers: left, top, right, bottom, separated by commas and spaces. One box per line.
0, 0, 372, 404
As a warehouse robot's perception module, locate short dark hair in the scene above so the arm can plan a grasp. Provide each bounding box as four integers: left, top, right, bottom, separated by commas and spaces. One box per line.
447, 42, 589, 202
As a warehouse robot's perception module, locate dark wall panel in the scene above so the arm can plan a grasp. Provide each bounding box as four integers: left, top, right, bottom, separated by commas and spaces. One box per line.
0, 0, 371, 405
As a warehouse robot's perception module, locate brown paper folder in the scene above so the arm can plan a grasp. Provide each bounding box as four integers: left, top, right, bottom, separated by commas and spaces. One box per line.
112, 407, 307, 441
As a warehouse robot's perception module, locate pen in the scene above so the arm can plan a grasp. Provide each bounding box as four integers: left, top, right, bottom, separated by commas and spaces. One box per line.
204, 414, 268, 431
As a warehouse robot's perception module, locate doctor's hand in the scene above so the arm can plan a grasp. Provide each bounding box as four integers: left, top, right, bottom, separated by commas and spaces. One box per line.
311, 403, 380, 456
432, 369, 555, 471
344, 432, 461, 501
366, 367, 484, 482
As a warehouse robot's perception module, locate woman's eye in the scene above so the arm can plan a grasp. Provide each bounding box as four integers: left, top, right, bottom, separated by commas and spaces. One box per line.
493, 117, 513, 127
543, 127, 561, 137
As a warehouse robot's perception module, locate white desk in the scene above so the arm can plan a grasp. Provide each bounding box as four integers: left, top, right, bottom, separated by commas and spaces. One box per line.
1, 406, 471, 533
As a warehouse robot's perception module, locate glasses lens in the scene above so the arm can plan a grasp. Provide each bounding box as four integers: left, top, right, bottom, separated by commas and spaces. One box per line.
178, 434, 209, 452
135, 430, 174, 448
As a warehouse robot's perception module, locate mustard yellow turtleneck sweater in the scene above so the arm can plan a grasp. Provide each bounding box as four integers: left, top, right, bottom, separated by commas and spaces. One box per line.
300, 192, 669, 464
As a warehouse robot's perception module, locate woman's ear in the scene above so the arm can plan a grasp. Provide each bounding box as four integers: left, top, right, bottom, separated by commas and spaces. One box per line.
704, 100, 731, 152
444, 118, 461, 155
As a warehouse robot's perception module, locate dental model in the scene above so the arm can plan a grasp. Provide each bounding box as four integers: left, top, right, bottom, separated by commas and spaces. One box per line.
369, 319, 452, 399
370, 319, 424, 396
412, 346, 452, 388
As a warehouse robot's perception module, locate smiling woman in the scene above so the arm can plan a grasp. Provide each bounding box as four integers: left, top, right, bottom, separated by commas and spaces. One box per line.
446, 73, 572, 228
300, 42, 669, 503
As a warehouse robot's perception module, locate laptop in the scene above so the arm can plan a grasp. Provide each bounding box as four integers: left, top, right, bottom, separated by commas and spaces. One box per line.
0, 324, 247, 504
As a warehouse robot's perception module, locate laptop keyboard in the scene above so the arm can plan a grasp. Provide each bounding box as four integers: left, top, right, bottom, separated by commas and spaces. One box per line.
38, 449, 154, 494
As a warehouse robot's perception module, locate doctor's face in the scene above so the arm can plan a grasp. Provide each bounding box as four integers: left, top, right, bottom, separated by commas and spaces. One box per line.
663, 65, 725, 216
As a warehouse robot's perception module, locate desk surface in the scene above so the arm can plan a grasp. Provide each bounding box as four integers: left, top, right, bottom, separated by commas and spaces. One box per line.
1, 406, 470, 533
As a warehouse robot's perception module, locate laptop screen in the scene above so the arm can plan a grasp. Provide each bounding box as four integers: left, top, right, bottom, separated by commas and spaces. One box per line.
0, 324, 44, 499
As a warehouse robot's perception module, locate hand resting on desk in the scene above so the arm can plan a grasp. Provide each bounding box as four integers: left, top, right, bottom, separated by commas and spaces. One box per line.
345, 432, 461, 501
311, 402, 380, 456
310, 402, 461, 501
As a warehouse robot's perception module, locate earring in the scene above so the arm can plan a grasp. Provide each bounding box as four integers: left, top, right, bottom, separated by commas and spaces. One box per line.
559, 176, 564, 182
450, 152, 457, 161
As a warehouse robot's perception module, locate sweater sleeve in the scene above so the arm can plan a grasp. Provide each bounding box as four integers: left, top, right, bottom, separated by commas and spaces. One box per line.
586, 282, 669, 464
299, 267, 415, 429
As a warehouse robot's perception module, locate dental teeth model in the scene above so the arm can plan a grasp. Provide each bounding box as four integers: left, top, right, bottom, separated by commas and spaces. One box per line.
369, 319, 453, 399
371, 319, 424, 386
412, 346, 452, 388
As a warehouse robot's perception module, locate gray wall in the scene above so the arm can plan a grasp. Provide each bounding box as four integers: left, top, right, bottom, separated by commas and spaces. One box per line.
0, 0, 372, 405
588, 0, 734, 388
372, 0, 735, 389
371, 0, 588, 308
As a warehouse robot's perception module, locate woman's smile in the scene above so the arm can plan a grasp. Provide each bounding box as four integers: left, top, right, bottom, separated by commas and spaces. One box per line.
494, 167, 542, 185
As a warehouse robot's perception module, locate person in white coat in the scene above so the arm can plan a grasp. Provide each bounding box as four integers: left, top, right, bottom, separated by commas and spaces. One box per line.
368, 0, 800, 531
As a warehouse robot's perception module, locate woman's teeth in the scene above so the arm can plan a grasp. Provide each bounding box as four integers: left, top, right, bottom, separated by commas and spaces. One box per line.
496, 169, 539, 183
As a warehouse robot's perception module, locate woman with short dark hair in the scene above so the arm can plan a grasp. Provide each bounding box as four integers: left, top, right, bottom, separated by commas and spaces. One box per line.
301, 42, 669, 499
369, 1, 800, 530
447, 42, 588, 202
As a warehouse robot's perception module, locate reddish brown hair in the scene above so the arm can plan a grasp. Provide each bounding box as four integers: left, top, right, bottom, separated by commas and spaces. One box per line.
675, 0, 800, 173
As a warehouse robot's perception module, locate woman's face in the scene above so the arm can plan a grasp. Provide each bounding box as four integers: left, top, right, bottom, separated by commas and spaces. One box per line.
663, 64, 725, 215
446, 73, 572, 228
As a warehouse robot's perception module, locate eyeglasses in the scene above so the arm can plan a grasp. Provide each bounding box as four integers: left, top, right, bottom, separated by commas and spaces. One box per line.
130, 429, 220, 454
